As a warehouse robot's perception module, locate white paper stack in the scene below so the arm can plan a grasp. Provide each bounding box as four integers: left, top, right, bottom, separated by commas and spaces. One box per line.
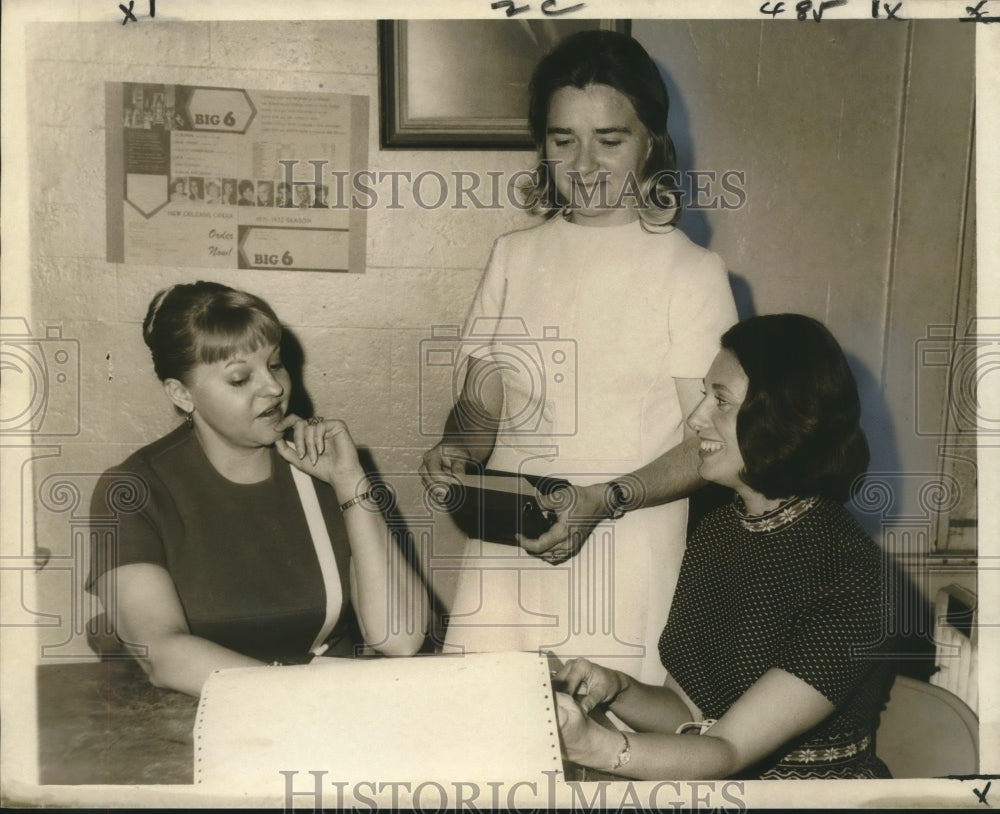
193, 651, 564, 798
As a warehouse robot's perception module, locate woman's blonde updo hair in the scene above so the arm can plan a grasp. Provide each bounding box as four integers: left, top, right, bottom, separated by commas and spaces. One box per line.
142, 281, 283, 383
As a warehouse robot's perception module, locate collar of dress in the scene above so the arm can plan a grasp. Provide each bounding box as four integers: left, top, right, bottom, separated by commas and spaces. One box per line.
732, 494, 819, 533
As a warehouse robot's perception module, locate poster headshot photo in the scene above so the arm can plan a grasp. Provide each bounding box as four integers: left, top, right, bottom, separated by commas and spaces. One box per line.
0, 0, 996, 809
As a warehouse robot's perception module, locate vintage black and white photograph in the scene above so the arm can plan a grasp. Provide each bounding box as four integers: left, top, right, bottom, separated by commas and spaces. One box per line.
0, 0, 995, 809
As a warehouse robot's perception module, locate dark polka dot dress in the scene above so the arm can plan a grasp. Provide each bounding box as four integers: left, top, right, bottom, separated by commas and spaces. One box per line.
659, 495, 894, 779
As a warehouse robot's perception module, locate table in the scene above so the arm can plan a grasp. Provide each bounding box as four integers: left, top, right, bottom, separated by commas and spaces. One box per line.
37, 656, 589, 787
37, 659, 198, 785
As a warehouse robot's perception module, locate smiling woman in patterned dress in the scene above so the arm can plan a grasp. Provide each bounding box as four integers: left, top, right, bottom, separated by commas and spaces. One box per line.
553, 313, 894, 779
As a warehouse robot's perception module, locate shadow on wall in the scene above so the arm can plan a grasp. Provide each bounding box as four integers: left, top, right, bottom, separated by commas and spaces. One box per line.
655, 58, 712, 251
846, 352, 935, 682
356, 447, 441, 653
848, 352, 903, 536
284, 327, 438, 650
281, 329, 314, 420
728, 272, 755, 321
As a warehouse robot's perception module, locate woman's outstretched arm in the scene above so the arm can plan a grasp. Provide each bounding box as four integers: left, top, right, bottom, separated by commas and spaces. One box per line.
520, 377, 707, 560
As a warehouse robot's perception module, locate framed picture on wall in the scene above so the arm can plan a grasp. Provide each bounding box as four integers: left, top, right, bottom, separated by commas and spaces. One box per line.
378, 19, 631, 149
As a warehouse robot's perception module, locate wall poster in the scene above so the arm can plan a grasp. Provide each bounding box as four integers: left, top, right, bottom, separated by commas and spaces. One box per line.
105, 83, 368, 273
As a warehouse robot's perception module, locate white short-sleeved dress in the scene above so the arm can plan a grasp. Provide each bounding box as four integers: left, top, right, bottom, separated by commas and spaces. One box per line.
443, 214, 737, 683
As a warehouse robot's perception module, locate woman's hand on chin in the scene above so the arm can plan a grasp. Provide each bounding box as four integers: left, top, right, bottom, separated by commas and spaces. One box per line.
276, 414, 366, 492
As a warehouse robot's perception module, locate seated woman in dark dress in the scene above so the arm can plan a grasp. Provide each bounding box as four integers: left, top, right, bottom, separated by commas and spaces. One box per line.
554, 313, 892, 779
87, 281, 428, 696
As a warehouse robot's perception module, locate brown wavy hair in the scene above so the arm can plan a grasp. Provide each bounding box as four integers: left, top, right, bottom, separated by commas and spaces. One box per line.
518, 29, 682, 231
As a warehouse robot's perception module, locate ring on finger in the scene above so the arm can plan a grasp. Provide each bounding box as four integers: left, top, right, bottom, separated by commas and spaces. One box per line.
307, 416, 324, 426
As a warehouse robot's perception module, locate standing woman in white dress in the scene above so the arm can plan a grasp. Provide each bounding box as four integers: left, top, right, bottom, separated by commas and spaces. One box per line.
421, 30, 737, 683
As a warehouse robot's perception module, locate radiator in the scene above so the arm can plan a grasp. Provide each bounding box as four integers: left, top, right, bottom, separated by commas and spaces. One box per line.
929, 584, 978, 713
